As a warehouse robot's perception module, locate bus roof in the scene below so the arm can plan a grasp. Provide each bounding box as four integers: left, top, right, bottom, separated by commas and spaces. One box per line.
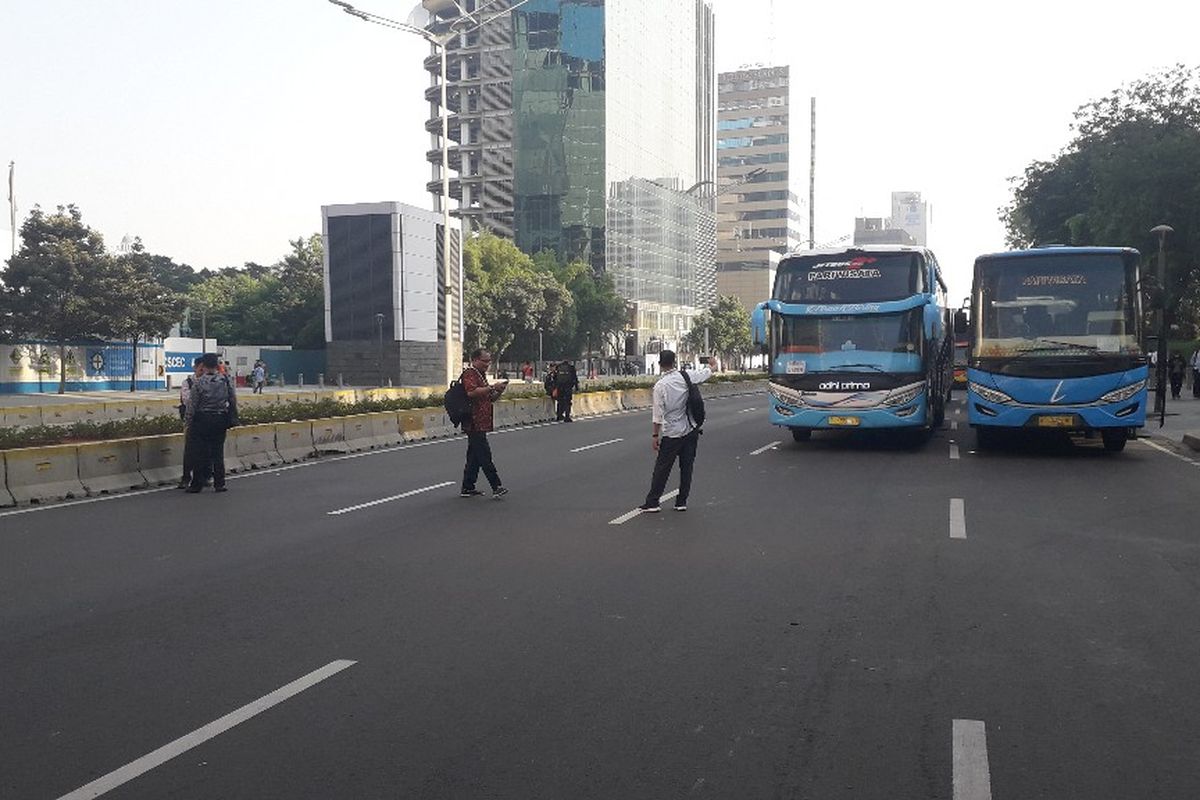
782, 244, 932, 259
974, 246, 1138, 261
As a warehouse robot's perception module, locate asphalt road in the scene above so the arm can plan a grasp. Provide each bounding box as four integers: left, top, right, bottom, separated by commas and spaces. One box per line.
3, 393, 1200, 799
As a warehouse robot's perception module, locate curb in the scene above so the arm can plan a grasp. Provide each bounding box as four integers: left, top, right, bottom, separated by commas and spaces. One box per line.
1183, 432, 1200, 452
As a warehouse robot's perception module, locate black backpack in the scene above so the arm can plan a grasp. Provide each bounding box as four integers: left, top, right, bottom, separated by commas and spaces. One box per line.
680, 370, 706, 429
444, 371, 471, 428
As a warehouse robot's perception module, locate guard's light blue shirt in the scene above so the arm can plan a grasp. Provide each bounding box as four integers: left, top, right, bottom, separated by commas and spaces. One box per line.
652, 366, 712, 438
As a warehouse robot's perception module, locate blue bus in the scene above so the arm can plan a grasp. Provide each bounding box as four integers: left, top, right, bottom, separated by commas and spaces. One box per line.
750, 246, 954, 443
965, 246, 1147, 452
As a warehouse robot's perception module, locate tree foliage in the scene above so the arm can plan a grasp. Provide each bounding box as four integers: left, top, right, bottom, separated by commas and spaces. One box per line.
111, 239, 186, 390
1003, 64, 1200, 335
683, 295, 752, 365
1, 205, 120, 392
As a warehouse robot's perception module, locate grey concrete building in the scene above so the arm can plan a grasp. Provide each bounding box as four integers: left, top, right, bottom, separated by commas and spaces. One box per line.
715, 65, 805, 311
322, 202, 463, 387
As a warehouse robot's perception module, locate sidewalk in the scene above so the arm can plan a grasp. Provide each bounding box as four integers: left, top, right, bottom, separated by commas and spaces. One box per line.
1142, 390, 1200, 451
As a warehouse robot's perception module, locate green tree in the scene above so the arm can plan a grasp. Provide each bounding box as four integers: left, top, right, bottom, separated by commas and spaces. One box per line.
110, 239, 185, 391
1003, 65, 1200, 332
683, 295, 752, 368
1, 205, 118, 393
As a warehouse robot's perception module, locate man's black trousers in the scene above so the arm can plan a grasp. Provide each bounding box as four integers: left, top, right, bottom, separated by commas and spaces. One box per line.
555, 390, 574, 420
188, 412, 229, 489
462, 431, 501, 491
643, 429, 700, 508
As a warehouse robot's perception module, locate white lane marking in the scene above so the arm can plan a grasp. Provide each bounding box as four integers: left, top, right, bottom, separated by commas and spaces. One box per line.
950, 443, 960, 460
609, 489, 680, 525
749, 441, 780, 456
56, 660, 357, 800
738, 407, 758, 414
1139, 437, 1200, 466
0, 395, 760, 519
950, 498, 966, 539
327, 482, 454, 516
570, 438, 624, 453
952, 719, 993, 800
951, 420, 959, 430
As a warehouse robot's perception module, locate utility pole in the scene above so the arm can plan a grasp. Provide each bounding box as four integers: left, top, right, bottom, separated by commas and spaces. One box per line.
7, 161, 15, 257
809, 97, 816, 250
1151, 224, 1173, 426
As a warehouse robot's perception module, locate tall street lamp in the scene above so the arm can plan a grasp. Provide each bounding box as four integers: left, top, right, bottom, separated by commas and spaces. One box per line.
375, 312, 386, 388
330, 0, 533, 377
1151, 223, 1173, 426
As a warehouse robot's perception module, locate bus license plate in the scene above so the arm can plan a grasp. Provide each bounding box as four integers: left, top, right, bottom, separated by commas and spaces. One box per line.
1037, 415, 1076, 428
828, 416, 860, 427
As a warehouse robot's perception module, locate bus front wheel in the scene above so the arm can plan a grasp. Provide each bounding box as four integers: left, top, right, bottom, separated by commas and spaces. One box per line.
1101, 429, 1128, 452
791, 428, 812, 442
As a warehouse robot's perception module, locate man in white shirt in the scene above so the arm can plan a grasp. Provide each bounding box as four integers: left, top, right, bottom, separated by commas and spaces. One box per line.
638, 349, 712, 513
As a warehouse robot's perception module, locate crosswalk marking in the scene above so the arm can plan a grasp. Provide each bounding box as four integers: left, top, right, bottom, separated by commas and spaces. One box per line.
952, 719, 993, 800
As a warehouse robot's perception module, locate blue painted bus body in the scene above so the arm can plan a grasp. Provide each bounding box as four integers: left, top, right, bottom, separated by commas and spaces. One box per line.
965, 246, 1147, 445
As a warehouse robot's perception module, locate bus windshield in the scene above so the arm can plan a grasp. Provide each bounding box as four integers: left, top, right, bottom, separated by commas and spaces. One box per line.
774, 251, 923, 304
772, 309, 923, 374
974, 253, 1140, 359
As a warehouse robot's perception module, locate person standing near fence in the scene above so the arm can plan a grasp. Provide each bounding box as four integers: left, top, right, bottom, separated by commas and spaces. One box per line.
186, 353, 239, 494
252, 360, 266, 394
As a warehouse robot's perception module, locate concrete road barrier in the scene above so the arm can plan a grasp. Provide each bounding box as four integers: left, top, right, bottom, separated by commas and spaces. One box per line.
40, 402, 106, 427
397, 411, 427, 442
1, 405, 41, 429
104, 401, 140, 423
622, 388, 653, 411
135, 399, 179, 421
77, 438, 148, 495
312, 419, 350, 454
232, 424, 283, 470
342, 414, 376, 452
223, 429, 242, 473
333, 389, 360, 405
275, 421, 316, 463
0, 453, 16, 507
368, 412, 403, 448
3, 444, 87, 504
137, 434, 186, 485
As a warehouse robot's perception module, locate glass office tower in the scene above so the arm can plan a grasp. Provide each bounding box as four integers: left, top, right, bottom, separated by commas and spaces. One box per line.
427, 0, 716, 350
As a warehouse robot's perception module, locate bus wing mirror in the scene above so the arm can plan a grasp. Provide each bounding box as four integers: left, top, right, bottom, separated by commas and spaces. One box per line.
750, 303, 768, 351
953, 309, 969, 336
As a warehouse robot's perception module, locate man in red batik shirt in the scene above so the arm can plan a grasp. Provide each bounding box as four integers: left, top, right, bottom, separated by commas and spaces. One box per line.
460, 348, 509, 498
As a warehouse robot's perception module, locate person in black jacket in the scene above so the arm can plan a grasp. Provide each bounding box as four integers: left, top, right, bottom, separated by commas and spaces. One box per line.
1168, 352, 1187, 400
186, 353, 239, 493
555, 360, 579, 422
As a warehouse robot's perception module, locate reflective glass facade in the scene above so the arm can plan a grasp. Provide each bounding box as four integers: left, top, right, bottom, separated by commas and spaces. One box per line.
505, 0, 715, 346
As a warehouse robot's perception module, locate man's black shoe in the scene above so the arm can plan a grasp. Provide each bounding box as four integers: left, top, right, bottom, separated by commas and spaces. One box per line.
214, 486, 228, 493
637, 503, 660, 513
185, 487, 202, 493
493, 487, 509, 499
460, 489, 484, 498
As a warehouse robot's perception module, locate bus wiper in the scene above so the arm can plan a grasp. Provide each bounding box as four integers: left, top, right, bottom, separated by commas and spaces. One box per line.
990, 345, 1091, 369
1036, 338, 1102, 352
832, 363, 902, 382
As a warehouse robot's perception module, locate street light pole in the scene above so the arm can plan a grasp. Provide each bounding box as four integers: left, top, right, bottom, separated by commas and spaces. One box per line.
200, 306, 207, 354
537, 328, 543, 377
375, 312, 385, 388
1151, 224, 1173, 427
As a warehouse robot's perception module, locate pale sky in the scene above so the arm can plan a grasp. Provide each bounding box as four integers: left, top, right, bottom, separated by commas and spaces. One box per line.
2, 0, 1196, 300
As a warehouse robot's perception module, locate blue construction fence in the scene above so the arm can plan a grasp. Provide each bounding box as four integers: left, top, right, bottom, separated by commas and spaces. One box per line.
259, 350, 326, 386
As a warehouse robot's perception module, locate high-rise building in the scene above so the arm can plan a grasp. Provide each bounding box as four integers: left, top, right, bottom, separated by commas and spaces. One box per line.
322, 202, 462, 387
423, 0, 716, 351
890, 191, 929, 246
715, 65, 805, 311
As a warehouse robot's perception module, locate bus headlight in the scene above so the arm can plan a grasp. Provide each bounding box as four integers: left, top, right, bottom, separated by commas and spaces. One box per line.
882, 381, 926, 407
1099, 379, 1146, 404
969, 382, 1014, 405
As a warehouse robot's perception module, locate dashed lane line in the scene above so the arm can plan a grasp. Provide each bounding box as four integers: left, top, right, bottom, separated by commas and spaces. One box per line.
570, 438, 624, 453
952, 719, 994, 800
55, 660, 357, 800
749, 441, 780, 456
327, 482, 455, 516
950, 498, 967, 539
950, 443, 960, 460
609, 489, 680, 525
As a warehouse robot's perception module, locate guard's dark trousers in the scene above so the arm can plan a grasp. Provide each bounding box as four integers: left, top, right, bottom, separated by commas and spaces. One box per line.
189, 411, 229, 490
462, 432, 501, 491
556, 390, 574, 421
180, 424, 196, 485
643, 429, 700, 508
